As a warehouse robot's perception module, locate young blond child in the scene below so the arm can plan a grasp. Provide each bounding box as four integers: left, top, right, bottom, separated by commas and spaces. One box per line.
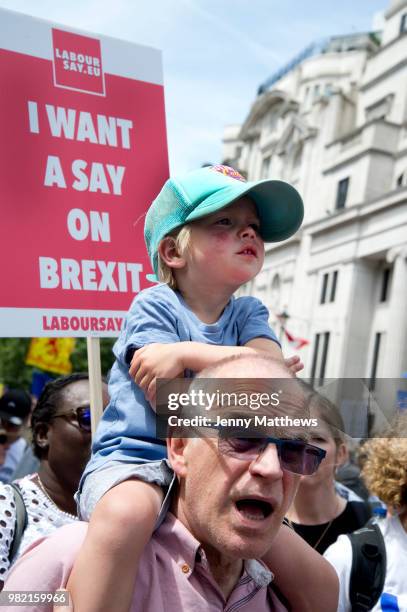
68, 165, 306, 611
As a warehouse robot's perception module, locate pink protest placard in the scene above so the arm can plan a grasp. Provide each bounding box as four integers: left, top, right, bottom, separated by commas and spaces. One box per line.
0, 9, 169, 337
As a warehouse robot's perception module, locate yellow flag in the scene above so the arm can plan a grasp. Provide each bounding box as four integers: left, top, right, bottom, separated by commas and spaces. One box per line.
26, 338, 76, 375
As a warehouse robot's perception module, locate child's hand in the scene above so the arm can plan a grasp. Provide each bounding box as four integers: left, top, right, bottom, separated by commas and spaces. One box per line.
284, 355, 304, 375
129, 343, 184, 405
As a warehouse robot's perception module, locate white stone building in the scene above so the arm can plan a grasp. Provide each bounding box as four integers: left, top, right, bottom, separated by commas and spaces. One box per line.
223, 0, 407, 412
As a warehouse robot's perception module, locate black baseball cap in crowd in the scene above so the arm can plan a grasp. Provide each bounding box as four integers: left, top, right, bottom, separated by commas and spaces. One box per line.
0, 389, 31, 426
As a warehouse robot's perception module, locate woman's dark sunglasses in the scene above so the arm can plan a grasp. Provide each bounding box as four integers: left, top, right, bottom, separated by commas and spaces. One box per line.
203, 426, 326, 476
57, 407, 91, 433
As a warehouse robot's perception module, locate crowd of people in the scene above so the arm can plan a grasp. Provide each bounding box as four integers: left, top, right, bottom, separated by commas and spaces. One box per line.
0, 165, 405, 611
0, 364, 405, 612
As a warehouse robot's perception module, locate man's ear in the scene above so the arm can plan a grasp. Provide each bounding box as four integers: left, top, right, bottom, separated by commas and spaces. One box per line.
33, 422, 50, 455
158, 237, 187, 270
167, 435, 189, 477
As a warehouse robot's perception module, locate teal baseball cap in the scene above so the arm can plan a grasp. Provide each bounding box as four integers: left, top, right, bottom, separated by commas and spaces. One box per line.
144, 164, 304, 279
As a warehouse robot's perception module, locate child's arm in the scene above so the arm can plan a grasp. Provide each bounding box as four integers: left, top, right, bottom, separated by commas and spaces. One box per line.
130, 340, 302, 402
263, 524, 339, 612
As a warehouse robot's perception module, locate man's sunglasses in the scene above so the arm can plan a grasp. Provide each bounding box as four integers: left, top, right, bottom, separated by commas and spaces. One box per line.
202, 426, 326, 476
56, 407, 91, 433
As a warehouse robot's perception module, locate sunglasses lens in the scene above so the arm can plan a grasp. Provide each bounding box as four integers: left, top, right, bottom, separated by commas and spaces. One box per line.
221, 437, 262, 459
217, 429, 324, 476
77, 408, 91, 432
280, 441, 322, 475
0, 434, 7, 444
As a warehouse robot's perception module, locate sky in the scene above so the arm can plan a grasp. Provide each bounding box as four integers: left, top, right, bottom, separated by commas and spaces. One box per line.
0, 0, 388, 174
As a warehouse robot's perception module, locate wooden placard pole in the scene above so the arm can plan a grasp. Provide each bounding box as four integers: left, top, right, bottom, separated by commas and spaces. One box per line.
87, 336, 104, 437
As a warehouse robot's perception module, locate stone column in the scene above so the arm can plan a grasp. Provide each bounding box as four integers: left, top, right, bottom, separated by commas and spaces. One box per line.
383, 246, 407, 377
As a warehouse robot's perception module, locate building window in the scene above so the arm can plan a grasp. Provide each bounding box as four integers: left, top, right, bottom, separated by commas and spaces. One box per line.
335, 178, 349, 209
380, 267, 391, 302
313, 84, 320, 100
320, 273, 329, 304
397, 172, 404, 188
400, 13, 407, 34
261, 156, 271, 179
365, 95, 394, 122
292, 144, 303, 169
324, 83, 333, 97
369, 332, 382, 390
320, 270, 339, 304
269, 115, 278, 132
270, 273, 281, 309
330, 270, 338, 302
310, 332, 330, 385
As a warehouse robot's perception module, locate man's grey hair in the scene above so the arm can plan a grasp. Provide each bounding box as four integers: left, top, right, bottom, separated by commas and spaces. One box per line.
194, 352, 294, 380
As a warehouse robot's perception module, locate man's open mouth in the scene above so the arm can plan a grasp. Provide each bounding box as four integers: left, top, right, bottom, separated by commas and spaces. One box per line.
235, 498, 273, 521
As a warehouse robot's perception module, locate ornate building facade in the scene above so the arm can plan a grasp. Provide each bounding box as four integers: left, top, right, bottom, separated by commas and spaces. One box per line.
223, 0, 407, 404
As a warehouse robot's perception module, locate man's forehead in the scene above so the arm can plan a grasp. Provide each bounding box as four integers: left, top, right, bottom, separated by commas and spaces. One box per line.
213, 361, 290, 379
195, 376, 305, 401
158, 367, 312, 441
185, 377, 310, 424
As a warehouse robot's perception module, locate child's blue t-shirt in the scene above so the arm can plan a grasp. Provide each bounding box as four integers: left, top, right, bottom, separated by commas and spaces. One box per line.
84, 283, 279, 478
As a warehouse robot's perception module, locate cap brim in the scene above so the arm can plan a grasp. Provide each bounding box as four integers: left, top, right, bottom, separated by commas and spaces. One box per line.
146, 273, 160, 284
185, 178, 303, 242
0, 410, 22, 426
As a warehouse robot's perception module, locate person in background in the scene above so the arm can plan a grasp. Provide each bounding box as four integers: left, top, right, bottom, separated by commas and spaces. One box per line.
0, 373, 109, 587
324, 413, 407, 611
285, 388, 371, 554
0, 390, 32, 483
11, 394, 40, 480
10, 444, 40, 481
0, 429, 9, 468
335, 438, 370, 501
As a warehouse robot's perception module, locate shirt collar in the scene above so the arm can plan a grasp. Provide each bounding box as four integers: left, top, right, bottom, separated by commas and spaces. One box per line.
158, 513, 274, 587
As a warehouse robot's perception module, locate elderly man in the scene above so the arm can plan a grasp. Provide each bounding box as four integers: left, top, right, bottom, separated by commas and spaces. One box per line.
3, 354, 338, 611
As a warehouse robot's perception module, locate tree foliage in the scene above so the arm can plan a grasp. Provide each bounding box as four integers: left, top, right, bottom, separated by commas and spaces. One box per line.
0, 338, 116, 391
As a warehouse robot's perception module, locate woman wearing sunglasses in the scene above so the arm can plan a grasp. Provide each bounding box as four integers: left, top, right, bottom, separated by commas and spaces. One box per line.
285, 390, 371, 554
0, 373, 109, 586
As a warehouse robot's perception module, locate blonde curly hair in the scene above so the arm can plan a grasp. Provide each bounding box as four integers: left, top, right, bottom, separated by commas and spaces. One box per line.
361, 413, 407, 510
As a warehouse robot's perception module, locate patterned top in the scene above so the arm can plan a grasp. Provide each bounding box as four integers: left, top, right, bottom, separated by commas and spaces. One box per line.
0, 474, 77, 580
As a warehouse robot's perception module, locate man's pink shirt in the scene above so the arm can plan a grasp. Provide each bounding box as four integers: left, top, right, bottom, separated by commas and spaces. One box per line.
4, 513, 288, 611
